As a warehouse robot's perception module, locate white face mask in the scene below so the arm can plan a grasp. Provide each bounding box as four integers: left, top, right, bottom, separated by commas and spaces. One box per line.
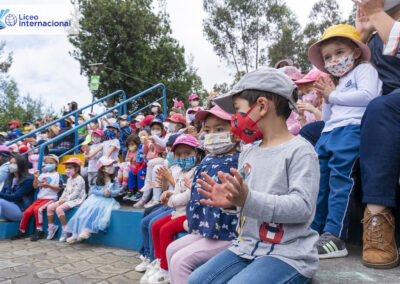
151, 130, 162, 137
204, 132, 236, 155
191, 101, 199, 107
324, 53, 355, 77
92, 137, 101, 144
151, 107, 158, 114
9, 164, 18, 173
168, 123, 176, 133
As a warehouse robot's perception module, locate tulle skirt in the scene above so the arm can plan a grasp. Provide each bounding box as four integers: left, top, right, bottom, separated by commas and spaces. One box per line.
65, 194, 120, 235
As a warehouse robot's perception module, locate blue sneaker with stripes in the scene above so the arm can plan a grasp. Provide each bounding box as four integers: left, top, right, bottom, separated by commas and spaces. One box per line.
317, 232, 348, 259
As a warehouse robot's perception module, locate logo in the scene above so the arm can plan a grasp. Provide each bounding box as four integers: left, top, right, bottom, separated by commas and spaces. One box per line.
0, 9, 10, 29
5, 14, 17, 27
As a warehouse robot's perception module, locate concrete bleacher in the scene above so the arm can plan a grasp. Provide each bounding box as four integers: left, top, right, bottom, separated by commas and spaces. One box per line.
0, 206, 144, 250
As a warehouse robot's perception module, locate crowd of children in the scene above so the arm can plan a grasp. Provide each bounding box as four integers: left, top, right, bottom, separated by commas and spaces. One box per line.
0, 1, 399, 283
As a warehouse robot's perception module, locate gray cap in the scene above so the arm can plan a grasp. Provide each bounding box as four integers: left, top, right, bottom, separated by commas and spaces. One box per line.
384, 0, 400, 12
214, 67, 298, 114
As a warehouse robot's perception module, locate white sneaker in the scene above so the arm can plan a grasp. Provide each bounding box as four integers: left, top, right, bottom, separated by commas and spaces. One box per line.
46, 225, 59, 240
59, 231, 69, 242
140, 259, 159, 284
144, 200, 160, 209
135, 257, 150, 272
148, 269, 170, 284
140, 254, 145, 261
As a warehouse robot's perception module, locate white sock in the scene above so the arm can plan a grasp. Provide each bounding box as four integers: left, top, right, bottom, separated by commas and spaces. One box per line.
37, 226, 43, 231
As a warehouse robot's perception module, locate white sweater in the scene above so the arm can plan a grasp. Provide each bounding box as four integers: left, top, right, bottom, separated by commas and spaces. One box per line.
322, 63, 382, 133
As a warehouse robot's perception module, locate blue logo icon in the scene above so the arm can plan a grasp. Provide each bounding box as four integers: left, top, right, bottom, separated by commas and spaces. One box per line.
5, 14, 17, 27
0, 9, 10, 29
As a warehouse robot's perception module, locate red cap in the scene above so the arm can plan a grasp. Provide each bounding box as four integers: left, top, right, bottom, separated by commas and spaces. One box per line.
166, 113, 186, 125
8, 121, 20, 128
139, 115, 155, 127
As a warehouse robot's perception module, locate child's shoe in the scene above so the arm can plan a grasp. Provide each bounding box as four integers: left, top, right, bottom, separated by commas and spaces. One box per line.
10, 230, 27, 240
79, 229, 91, 240
134, 199, 146, 208
135, 257, 150, 272
123, 192, 133, 201
59, 231, 70, 243
30, 230, 45, 241
144, 200, 160, 209
132, 192, 143, 202
148, 268, 169, 284
140, 259, 159, 284
66, 234, 80, 244
316, 232, 348, 259
46, 225, 59, 240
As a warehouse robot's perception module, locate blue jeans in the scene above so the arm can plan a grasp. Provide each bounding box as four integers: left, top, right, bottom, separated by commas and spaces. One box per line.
188, 249, 310, 284
360, 91, 400, 207
0, 199, 23, 222
312, 125, 360, 240
139, 206, 174, 260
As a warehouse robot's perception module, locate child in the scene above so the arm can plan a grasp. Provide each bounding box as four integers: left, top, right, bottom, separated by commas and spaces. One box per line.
309, 24, 382, 258
118, 133, 140, 193
134, 119, 166, 208
167, 106, 240, 284
102, 125, 121, 172
65, 157, 120, 243
189, 68, 320, 283
141, 134, 200, 284
77, 115, 89, 140
154, 113, 186, 148
11, 154, 63, 242
150, 102, 165, 122
100, 110, 117, 130
118, 114, 133, 159
186, 94, 203, 124
46, 158, 86, 242
84, 129, 104, 185
286, 69, 328, 135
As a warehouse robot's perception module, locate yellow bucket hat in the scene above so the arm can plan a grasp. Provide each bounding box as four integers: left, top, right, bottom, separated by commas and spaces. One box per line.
308, 24, 371, 73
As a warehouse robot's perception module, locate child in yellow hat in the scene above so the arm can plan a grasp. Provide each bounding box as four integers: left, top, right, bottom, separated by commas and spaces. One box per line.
308, 24, 383, 259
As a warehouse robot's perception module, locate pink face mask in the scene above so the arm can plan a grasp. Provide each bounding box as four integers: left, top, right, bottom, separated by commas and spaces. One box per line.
65, 169, 75, 177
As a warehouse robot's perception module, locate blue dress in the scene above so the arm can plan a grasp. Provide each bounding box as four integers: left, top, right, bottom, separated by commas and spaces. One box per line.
66, 179, 120, 234
186, 153, 239, 241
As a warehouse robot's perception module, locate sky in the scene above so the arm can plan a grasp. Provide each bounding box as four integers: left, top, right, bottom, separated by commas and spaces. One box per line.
2, 0, 355, 116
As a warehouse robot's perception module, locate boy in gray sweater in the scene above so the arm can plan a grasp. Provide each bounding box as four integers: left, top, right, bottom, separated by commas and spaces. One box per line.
189, 67, 320, 284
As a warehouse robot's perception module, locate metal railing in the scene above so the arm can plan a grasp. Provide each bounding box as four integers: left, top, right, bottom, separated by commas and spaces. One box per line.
6, 89, 128, 152
36, 83, 167, 171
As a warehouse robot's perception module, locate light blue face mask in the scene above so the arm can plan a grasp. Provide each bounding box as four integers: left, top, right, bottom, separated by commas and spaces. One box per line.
44, 163, 56, 172
166, 152, 177, 165
176, 156, 196, 171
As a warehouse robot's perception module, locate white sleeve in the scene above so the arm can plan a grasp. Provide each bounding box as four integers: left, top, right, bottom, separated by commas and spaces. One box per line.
321, 102, 332, 122
383, 21, 400, 57
153, 134, 168, 148
329, 64, 382, 107
112, 139, 120, 150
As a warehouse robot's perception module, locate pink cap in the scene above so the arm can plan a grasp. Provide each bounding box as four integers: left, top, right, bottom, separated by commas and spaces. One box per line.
279, 66, 302, 81
171, 134, 200, 152
188, 94, 199, 101
295, 69, 329, 86
166, 113, 186, 125
92, 129, 104, 137
0, 145, 10, 152
195, 105, 233, 121
96, 156, 117, 171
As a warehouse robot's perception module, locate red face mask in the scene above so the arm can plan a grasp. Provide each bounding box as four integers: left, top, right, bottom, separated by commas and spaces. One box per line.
231, 103, 263, 144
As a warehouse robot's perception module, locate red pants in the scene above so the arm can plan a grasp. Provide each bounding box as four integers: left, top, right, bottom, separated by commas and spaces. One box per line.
20, 199, 54, 231
152, 214, 186, 270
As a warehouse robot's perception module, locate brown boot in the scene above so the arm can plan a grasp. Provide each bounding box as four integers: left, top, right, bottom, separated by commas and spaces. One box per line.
361, 207, 399, 269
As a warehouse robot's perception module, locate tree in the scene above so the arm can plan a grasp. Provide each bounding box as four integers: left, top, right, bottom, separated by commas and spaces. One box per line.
203, 0, 294, 79
69, 0, 203, 113
0, 42, 55, 131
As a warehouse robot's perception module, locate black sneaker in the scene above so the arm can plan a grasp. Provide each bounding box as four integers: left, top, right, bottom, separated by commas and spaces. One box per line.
10, 230, 27, 240
30, 230, 45, 242
317, 232, 348, 259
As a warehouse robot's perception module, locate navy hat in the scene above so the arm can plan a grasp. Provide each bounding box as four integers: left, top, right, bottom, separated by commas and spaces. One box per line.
167, 134, 180, 147
150, 119, 164, 128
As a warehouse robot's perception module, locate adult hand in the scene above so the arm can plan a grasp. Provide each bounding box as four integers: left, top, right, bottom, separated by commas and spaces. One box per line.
352, 0, 385, 18
355, 7, 375, 42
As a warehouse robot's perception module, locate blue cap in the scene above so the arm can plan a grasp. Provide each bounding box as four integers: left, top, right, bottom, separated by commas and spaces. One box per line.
106, 124, 120, 131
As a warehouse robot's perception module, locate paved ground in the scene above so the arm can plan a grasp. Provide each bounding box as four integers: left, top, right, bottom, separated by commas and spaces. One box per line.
0, 239, 400, 283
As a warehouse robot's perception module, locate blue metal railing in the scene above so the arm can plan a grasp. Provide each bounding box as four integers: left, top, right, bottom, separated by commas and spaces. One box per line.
6, 89, 128, 151
36, 83, 167, 171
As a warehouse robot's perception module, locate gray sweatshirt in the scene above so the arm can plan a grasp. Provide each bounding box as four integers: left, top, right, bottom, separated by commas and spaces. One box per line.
228, 136, 320, 278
